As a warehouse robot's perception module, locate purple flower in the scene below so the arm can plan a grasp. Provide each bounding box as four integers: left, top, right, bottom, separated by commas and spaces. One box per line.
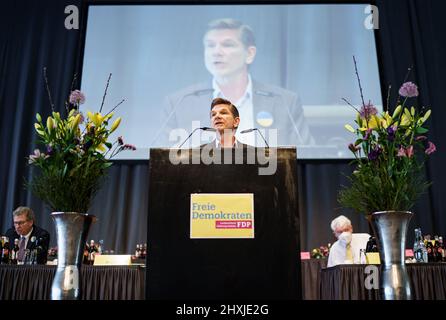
359, 103, 378, 119
398, 82, 419, 98
415, 135, 427, 141
348, 143, 360, 153
118, 136, 124, 146
368, 146, 382, 161
121, 144, 136, 151
69, 90, 86, 105
397, 147, 406, 157
364, 128, 373, 140
425, 141, 436, 155
387, 126, 396, 142
46, 144, 53, 155
398, 145, 414, 158
406, 145, 414, 158
28, 149, 49, 164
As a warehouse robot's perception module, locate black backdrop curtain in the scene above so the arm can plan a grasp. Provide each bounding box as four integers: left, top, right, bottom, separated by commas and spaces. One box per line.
1, 0, 445, 254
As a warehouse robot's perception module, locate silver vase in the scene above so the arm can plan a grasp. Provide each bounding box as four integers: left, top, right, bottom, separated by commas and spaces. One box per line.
370, 211, 413, 300
50, 212, 96, 300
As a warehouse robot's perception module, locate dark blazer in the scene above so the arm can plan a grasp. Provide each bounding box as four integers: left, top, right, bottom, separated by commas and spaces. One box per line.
198, 140, 259, 164
5, 225, 50, 264
200, 140, 249, 150
158, 80, 315, 147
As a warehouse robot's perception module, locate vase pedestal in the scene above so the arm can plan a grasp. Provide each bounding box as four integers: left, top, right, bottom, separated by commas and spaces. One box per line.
370, 211, 413, 300
50, 212, 96, 300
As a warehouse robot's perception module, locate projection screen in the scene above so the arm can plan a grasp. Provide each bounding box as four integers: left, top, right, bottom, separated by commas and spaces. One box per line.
81, 4, 382, 159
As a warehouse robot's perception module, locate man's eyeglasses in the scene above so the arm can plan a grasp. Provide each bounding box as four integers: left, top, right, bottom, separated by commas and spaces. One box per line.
13, 220, 29, 226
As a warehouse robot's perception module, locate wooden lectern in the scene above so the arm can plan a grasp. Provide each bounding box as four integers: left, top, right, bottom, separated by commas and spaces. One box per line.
147, 147, 301, 299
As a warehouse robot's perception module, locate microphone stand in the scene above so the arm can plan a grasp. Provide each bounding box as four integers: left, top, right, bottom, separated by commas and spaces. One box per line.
178, 127, 216, 148
240, 128, 270, 148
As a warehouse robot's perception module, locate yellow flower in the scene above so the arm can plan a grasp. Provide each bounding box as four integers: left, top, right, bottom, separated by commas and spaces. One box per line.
345, 124, 355, 133
69, 114, 81, 131
110, 117, 121, 133
96, 143, 106, 152
392, 105, 402, 120
46, 117, 55, 133
52, 112, 61, 123
359, 115, 379, 131
87, 111, 104, 127
419, 109, 431, 125
379, 112, 393, 129
103, 112, 114, 122
34, 123, 44, 135
400, 108, 413, 127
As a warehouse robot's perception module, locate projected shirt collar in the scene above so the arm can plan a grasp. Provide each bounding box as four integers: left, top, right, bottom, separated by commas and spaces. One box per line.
212, 74, 253, 106
212, 75, 255, 146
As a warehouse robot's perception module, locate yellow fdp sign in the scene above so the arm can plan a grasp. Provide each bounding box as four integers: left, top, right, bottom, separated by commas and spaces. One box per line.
190, 193, 254, 239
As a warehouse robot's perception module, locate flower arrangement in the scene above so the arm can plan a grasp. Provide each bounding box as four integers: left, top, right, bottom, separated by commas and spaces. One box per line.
27, 72, 135, 213
48, 247, 58, 258
311, 244, 331, 259
338, 58, 436, 215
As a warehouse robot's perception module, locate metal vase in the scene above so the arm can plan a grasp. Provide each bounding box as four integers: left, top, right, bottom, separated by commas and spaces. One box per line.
370, 211, 413, 300
50, 212, 96, 300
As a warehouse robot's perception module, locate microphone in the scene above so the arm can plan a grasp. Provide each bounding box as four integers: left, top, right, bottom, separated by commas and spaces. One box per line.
178, 127, 216, 148
150, 88, 214, 146
240, 128, 269, 148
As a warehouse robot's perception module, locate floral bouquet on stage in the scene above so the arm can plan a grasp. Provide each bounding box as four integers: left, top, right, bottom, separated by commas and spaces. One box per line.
311, 244, 331, 259
27, 72, 135, 213
338, 58, 436, 214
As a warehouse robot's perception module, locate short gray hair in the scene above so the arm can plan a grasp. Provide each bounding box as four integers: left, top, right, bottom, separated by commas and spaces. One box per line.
330, 215, 351, 232
13, 206, 35, 221
206, 18, 256, 48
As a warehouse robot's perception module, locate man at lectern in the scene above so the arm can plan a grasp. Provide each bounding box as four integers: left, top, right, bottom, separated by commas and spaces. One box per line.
207, 97, 247, 149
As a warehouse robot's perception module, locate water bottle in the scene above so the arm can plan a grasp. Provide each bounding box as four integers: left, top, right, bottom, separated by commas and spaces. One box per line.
413, 228, 428, 263
97, 240, 104, 255
359, 249, 367, 264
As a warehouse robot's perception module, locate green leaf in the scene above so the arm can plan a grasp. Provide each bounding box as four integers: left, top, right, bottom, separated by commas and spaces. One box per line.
103, 162, 113, 168
415, 127, 428, 134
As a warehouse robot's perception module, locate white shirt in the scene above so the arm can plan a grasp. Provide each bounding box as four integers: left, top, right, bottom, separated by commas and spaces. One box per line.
212, 75, 255, 146
327, 233, 370, 267
215, 138, 239, 148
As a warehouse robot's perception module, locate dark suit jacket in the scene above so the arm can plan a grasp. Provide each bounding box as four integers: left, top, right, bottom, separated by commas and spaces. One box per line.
200, 140, 249, 150
158, 80, 315, 147
197, 140, 265, 165
5, 225, 50, 264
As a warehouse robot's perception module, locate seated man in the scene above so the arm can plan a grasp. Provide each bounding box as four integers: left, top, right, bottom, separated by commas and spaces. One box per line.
327, 215, 370, 267
5, 206, 50, 264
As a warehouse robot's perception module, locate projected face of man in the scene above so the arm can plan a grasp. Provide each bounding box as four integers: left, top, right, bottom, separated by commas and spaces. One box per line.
204, 28, 256, 82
